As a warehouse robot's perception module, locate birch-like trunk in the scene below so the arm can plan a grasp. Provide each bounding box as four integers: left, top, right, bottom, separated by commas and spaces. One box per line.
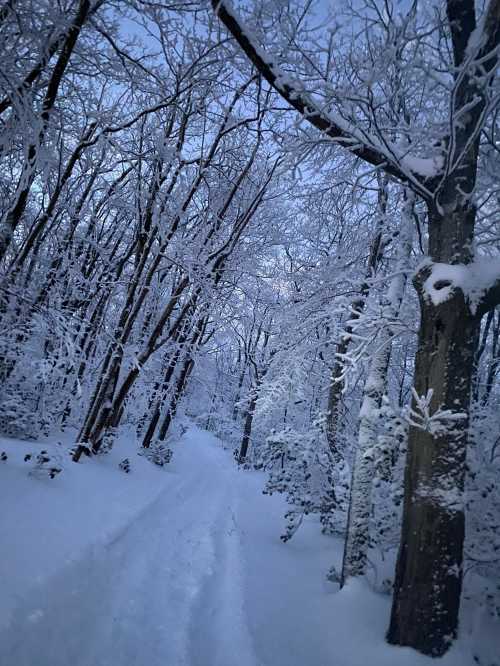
341, 192, 414, 585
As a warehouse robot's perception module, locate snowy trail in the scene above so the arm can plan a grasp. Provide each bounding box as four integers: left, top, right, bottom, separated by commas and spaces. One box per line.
1, 427, 483, 666
1, 430, 259, 666
89, 432, 258, 666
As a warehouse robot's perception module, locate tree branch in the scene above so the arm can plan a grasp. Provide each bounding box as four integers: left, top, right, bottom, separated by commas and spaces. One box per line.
211, 0, 440, 199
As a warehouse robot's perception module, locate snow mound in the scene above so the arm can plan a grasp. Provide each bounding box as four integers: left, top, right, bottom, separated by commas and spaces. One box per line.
420, 257, 500, 313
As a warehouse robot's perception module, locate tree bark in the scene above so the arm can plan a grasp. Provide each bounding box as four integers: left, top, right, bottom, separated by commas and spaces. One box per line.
387, 266, 477, 654
238, 378, 261, 464
158, 356, 195, 441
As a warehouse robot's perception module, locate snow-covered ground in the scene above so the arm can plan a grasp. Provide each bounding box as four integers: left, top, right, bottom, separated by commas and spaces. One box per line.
0, 427, 496, 665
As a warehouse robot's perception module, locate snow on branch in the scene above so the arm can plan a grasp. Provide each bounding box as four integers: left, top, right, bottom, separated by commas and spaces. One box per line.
404, 389, 467, 437
211, 0, 441, 198
419, 257, 500, 315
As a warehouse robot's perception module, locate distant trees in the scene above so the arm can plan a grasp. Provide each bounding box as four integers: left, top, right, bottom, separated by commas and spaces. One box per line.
0, 1, 282, 452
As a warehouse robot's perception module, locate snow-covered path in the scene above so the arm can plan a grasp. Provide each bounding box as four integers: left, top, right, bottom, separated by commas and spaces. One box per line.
1, 430, 255, 666
1, 428, 485, 666
90, 430, 258, 666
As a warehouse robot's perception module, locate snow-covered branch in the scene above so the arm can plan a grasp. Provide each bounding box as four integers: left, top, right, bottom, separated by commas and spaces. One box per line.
211, 0, 441, 199
404, 389, 467, 437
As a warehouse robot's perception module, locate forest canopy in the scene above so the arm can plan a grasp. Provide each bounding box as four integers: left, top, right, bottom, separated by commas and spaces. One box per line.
0, 0, 499, 661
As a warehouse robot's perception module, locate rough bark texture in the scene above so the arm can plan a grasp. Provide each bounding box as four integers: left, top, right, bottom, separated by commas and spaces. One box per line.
387, 0, 500, 650
387, 274, 477, 654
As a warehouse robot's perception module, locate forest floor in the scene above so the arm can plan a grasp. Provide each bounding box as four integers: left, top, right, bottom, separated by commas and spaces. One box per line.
0, 426, 494, 665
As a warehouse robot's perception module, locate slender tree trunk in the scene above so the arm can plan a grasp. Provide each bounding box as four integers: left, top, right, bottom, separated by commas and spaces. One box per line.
341, 194, 414, 585
157, 317, 208, 441
238, 374, 263, 463
326, 176, 387, 460
158, 356, 195, 441
0, 0, 94, 262
238, 391, 258, 463
472, 309, 494, 402
481, 311, 500, 405
141, 337, 188, 449
232, 355, 246, 421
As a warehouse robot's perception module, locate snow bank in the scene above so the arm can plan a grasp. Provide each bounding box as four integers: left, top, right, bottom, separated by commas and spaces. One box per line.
0, 430, 172, 630
236, 462, 483, 666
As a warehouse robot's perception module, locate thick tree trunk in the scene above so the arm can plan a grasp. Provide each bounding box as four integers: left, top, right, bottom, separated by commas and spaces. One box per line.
388, 0, 500, 654
387, 282, 477, 654
209, 0, 500, 656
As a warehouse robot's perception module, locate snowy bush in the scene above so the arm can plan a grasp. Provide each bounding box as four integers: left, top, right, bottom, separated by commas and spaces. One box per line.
25, 450, 63, 480
96, 428, 117, 456
369, 400, 408, 559
465, 402, 500, 621
264, 418, 349, 542
139, 440, 173, 467
119, 458, 131, 473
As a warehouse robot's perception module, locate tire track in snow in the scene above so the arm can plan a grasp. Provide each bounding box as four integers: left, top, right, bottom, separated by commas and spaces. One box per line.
1, 432, 259, 666
187, 470, 260, 666
87, 465, 228, 666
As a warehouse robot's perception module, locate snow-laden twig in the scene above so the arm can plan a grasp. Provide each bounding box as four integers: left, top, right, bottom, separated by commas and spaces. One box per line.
403, 389, 467, 436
